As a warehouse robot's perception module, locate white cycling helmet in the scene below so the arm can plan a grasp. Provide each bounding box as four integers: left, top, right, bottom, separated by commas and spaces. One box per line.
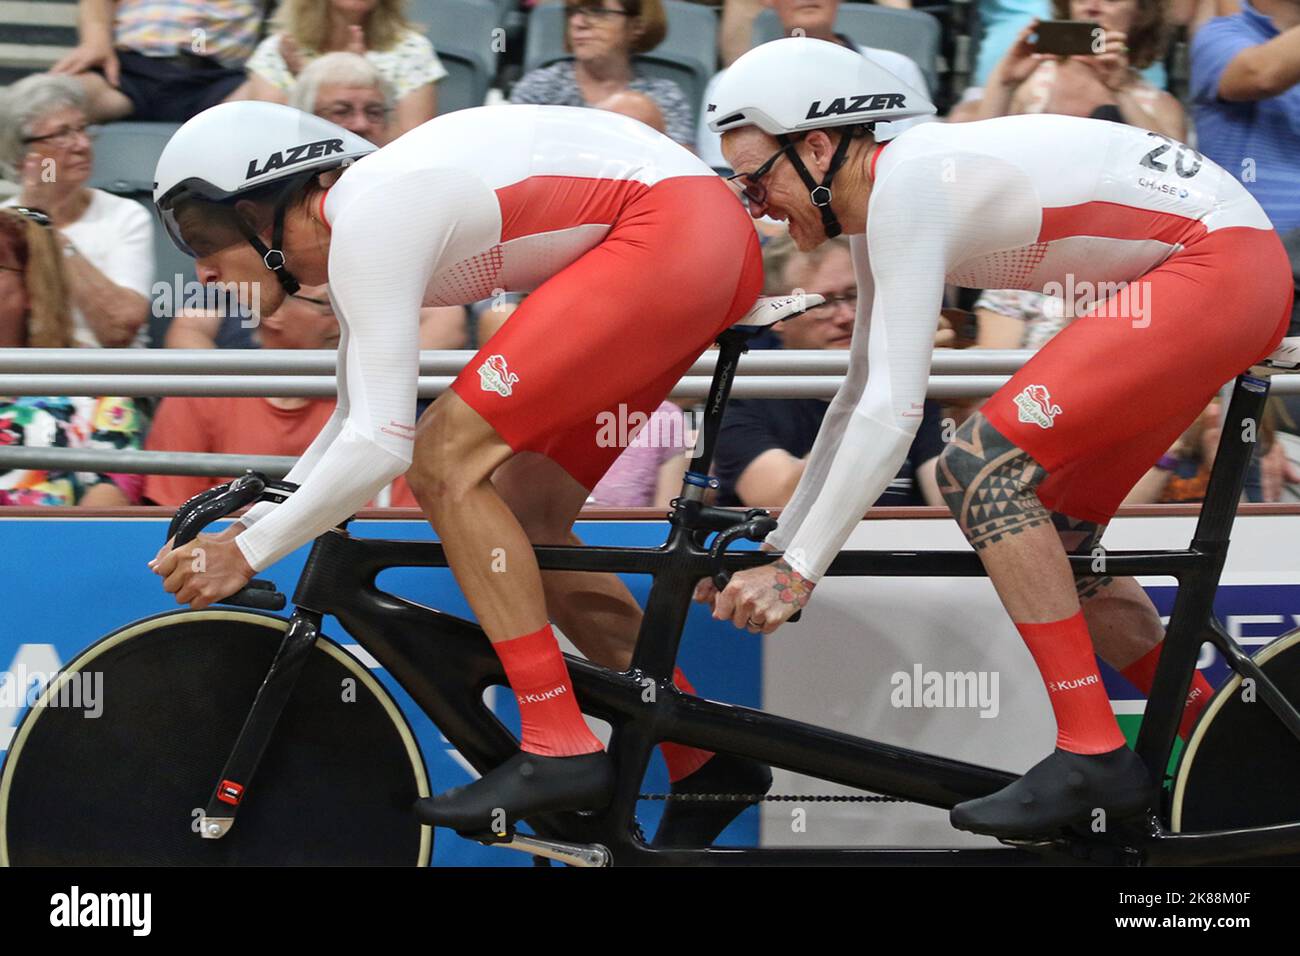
707, 36, 935, 135
706, 37, 935, 238
154, 101, 376, 293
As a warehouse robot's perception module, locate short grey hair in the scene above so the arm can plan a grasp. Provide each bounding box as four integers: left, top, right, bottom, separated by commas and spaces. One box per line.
0, 73, 88, 180
289, 53, 394, 115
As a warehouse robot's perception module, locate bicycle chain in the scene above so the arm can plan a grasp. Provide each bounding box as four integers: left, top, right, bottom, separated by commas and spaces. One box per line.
638, 792, 906, 803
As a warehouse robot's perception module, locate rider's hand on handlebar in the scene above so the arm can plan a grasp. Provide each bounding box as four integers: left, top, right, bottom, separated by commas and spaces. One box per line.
712, 558, 813, 636
148, 520, 246, 572
152, 533, 255, 610
693, 576, 718, 605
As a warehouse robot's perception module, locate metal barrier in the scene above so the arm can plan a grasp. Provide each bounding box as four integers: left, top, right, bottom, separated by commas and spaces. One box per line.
1, 347, 1294, 477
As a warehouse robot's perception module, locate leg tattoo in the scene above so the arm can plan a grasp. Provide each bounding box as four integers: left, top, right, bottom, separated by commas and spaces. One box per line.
938, 414, 1052, 551
1052, 513, 1114, 601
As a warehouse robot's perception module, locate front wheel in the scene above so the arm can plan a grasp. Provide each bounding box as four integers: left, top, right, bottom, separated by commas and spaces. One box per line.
1171, 627, 1300, 836
0, 609, 431, 865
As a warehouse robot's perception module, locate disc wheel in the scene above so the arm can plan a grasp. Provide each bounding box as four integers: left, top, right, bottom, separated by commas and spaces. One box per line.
1, 609, 431, 865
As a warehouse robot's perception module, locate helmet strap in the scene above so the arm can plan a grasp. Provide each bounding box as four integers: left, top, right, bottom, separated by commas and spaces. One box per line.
235, 172, 317, 297
778, 129, 856, 240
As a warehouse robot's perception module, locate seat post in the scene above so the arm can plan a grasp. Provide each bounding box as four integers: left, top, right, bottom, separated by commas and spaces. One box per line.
678, 329, 750, 503
1192, 373, 1271, 548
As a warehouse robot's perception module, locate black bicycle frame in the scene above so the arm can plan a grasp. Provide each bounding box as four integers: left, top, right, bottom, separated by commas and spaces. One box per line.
208, 332, 1300, 865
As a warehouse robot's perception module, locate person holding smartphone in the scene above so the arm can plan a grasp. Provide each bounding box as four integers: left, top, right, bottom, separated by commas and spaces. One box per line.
976, 0, 1186, 138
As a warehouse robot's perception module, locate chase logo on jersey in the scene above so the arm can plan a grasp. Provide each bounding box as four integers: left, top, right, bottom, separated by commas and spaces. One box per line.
1014, 384, 1061, 429
478, 354, 519, 397
805, 93, 907, 121
246, 139, 345, 179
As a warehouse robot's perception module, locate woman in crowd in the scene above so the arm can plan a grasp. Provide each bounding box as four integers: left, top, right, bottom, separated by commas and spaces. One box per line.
245, 0, 446, 135
289, 51, 398, 145
0, 74, 154, 348
0, 208, 141, 506
976, 0, 1185, 137
509, 0, 696, 147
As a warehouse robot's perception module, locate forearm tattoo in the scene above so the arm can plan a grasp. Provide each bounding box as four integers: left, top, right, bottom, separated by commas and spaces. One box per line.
772, 559, 813, 609
938, 414, 1052, 551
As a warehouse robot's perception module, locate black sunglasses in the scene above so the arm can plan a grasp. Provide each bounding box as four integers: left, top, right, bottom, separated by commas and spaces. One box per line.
726, 142, 795, 210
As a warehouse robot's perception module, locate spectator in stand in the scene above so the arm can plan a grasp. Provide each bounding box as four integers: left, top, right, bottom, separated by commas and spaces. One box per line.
587, 401, 691, 507
975, 0, 1184, 137
289, 51, 397, 145
48, 0, 266, 123
596, 88, 667, 131
713, 237, 947, 508
716, 0, 917, 67
973, 288, 1068, 350
1190, 0, 1300, 233
0, 208, 141, 507
696, 0, 933, 169
509, 0, 696, 147
144, 283, 419, 507
0, 75, 153, 348
1123, 398, 1296, 503
245, 0, 446, 136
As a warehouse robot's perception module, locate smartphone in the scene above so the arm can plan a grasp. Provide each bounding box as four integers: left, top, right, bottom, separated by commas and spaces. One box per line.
1032, 20, 1103, 56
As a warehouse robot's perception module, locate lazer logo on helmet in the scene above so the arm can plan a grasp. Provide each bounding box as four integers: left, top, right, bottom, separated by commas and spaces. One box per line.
245, 138, 345, 179
805, 92, 907, 120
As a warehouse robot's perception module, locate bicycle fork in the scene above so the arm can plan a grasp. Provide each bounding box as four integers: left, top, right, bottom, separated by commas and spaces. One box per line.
198, 610, 323, 839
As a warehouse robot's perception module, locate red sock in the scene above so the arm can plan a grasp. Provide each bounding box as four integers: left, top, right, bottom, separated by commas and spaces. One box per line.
1016, 610, 1127, 755
659, 667, 715, 782
493, 624, 603, 757
1121, 642, 1215, 740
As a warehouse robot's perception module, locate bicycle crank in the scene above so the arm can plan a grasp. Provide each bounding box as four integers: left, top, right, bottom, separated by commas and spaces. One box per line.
478, 832, 611, 867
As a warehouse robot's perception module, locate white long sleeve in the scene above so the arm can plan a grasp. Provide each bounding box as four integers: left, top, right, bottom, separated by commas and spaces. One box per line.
765, 235, 877, 550
236, 166, 501, 571
768, 151, 1004, 582
238, 364, 349, 530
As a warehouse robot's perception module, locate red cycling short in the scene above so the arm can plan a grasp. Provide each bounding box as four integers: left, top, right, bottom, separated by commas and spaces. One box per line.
450, 175, 763, 489
982, 225, 1294, 524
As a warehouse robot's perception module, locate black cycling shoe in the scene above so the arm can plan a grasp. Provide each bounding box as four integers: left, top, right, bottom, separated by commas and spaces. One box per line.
413, 750, 614, 836
652, 753, 774, 847
950, 746, 1152, 840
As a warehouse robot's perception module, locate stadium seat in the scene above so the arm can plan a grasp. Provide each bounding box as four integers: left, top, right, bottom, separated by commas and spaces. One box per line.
522, 0, 718, 125
84, 124, 192, 344
122, 196, 192, 348
408, 0, 516, 29
88, 122, 182, 195
751, 4, 941, 94
412, 0, 501, 113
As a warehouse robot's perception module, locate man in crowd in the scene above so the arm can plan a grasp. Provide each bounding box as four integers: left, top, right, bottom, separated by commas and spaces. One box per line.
714, 237, 946, 508
1191, 0, 1300, 233
144, 285, 418, 508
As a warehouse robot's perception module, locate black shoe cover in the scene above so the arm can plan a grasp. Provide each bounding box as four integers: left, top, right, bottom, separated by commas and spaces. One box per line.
950, 746, 1152, 839
652, 753, 774, 847
413, 750, 614, 836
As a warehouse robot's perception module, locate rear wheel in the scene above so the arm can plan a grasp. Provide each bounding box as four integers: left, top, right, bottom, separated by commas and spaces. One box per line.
0, 609, 431, 865
1172, 627, 1300, 838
